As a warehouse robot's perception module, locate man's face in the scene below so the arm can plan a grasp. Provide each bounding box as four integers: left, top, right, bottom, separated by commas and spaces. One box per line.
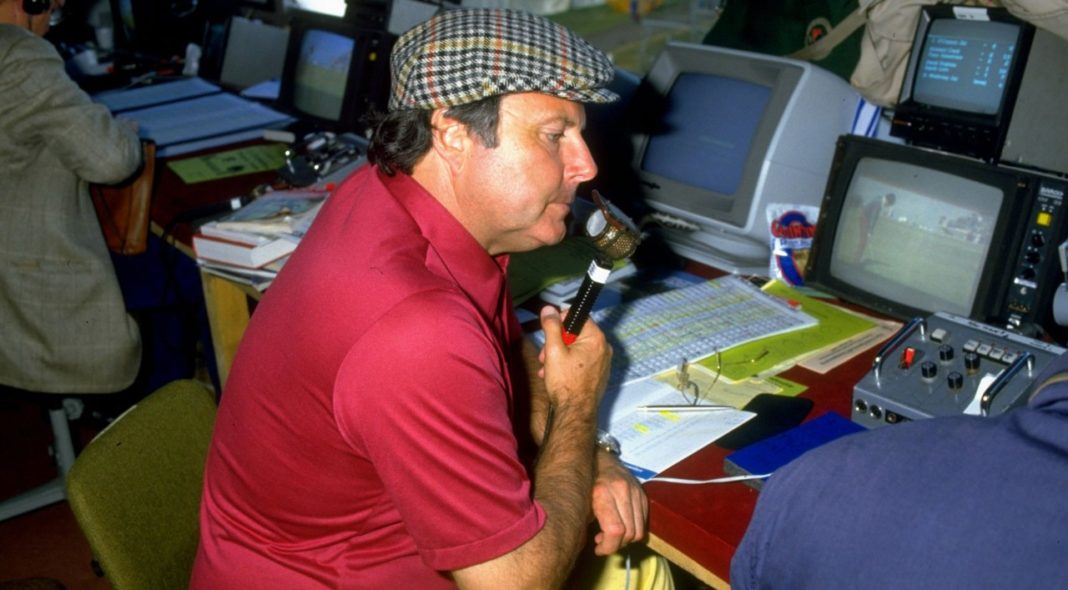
453, 92, 598, 255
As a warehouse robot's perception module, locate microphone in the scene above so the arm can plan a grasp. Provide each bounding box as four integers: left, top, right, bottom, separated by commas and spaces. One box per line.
562, 190, 642, 345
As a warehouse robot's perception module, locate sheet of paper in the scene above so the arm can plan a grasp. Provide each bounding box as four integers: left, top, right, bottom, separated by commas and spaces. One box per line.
94, 77, 221, 112
693, 280, 881, 380
599, 377, 755, 481
118, 92, 293, 153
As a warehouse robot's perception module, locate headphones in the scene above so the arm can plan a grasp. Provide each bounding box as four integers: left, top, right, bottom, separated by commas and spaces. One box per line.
23, 0, 50, 15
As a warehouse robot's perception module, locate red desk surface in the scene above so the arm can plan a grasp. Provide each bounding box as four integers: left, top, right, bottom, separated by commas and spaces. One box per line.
151, 141, 281, 245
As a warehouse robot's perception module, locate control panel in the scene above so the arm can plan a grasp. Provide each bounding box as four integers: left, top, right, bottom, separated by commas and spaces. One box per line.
852, 311, 1065, 429
999, 177, 1068, 332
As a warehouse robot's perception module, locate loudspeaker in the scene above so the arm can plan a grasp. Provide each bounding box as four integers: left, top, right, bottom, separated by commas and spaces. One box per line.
23, 0, 50, 15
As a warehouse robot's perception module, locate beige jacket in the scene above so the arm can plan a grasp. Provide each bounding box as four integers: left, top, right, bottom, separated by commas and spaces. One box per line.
0, 24, 142, 394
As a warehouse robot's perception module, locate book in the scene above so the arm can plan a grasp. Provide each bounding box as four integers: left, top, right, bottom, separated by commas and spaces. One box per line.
196, 222, 278, 246
723, 411, 866, 490
192, 232, 297, 269
198, 258, 286, 292
211, 188, 328, 237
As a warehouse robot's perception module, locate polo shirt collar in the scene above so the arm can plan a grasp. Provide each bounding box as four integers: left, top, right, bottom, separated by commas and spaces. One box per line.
379, 168, 509, 319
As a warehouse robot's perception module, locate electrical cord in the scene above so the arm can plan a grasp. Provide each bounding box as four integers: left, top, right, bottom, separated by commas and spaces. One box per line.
647, 473, 772, 485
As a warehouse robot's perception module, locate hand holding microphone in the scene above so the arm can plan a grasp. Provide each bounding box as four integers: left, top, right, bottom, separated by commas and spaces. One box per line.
562, 190, 642, 345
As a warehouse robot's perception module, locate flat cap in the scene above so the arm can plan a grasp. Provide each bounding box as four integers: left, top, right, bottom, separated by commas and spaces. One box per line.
389, 8, 618, 111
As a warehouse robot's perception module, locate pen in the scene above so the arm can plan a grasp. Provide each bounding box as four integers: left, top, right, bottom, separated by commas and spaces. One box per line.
638, 405, 734, 413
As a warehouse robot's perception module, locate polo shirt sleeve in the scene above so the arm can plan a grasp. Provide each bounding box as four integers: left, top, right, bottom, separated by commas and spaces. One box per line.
333, 290, 545, 572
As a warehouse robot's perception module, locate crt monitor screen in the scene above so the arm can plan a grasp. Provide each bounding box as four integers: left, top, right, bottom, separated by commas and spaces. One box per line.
827, 154, 1001, 317
911, 16, 1021, 115
640, 73, 771, 197
806, 135, 1034, 323
292, 29, 354, 122
627, 42, 861, 275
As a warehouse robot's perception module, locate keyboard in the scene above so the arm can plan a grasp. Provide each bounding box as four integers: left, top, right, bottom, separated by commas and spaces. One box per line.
591, 275, 816, 387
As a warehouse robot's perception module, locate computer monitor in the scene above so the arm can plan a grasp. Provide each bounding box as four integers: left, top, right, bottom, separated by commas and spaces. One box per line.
276, 11, 394, 133
890, 5, 1034, 162
625, 42, 863, 275
805, 135, 1068, 337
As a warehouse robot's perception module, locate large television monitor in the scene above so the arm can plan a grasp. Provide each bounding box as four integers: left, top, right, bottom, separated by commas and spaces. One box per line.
890, 5, 1034, 162
625, 42, 863, 275
806, 135, 1068, 338
276, 11, 394, 133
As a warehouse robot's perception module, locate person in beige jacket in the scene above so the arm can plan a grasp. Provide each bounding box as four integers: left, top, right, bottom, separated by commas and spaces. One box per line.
0, 0, 142, 395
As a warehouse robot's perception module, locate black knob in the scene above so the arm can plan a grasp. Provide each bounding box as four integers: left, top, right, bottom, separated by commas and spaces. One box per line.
947, 371, 964, 390
1031, 232, 1046, 247
938, 344, 954, 362
964, 351, 980, 374
921, 361, 938, 380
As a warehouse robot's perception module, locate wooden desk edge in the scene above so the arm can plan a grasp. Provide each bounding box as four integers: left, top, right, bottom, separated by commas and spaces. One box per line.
648, 532, 730, 589
200, 270, 258, 388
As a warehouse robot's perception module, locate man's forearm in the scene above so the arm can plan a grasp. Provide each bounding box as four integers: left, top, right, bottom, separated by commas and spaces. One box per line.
527, 399, 597, 587
523, 338, 552, 444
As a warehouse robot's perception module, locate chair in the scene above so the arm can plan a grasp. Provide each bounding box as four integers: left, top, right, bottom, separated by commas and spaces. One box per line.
0, 397, 80, 522
65, 379, 217, 590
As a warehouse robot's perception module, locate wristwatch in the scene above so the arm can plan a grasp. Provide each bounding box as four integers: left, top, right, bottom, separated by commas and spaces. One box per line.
596, 429, 621, 456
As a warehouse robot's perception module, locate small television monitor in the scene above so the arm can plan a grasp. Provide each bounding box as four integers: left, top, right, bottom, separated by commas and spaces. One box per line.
276, 11, 394, 133
806, 135, 1068, 337
625, 42, 862, 275
890, 5, 1035, 162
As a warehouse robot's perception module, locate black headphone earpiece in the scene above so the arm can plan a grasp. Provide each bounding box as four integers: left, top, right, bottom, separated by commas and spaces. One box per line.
23, 0, 51, 16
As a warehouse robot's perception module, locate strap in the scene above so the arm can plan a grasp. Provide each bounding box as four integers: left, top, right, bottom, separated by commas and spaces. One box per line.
788, 5, 869, 61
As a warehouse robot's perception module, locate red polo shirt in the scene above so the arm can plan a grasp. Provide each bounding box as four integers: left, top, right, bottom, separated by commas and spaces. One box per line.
192, 165, 545, 589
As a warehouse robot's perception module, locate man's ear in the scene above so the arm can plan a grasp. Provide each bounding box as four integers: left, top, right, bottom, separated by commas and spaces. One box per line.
429, 109, 470, 173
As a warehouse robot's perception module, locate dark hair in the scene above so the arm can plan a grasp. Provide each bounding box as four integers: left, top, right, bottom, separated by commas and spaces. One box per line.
366, 95, 502, 176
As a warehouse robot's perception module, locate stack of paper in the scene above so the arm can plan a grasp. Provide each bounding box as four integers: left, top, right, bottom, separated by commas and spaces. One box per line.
193, 188, 329, 290
94, 77, 295, 157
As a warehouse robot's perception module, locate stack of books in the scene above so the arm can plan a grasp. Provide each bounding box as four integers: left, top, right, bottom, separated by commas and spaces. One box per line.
193, 188, 329, 291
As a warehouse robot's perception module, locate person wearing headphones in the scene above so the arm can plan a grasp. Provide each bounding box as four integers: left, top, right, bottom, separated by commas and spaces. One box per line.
0, 0, 142, 398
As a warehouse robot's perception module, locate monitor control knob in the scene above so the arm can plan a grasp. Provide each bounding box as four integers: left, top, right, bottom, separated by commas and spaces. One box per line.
938, 344, 954, 363
921, 360, 938, 381
947, 371, 964, 391
964, 351, 981, 374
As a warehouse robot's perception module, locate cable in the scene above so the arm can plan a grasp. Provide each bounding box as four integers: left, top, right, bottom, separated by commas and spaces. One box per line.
646, 473, 771, 485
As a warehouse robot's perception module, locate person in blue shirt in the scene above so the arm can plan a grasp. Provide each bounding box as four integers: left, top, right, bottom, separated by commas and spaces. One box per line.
732, 350, 1068, 589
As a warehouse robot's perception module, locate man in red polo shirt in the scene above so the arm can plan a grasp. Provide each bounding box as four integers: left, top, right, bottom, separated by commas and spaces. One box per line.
192, 8, 673, 589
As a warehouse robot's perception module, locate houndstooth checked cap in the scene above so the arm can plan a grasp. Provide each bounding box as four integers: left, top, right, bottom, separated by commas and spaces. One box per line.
389, 8, 618, 111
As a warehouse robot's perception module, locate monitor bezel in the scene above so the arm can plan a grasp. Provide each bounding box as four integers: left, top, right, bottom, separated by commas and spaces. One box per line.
892, 6, 1035, 159
805, 135, 1032, 323
276, 10, 393, 133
